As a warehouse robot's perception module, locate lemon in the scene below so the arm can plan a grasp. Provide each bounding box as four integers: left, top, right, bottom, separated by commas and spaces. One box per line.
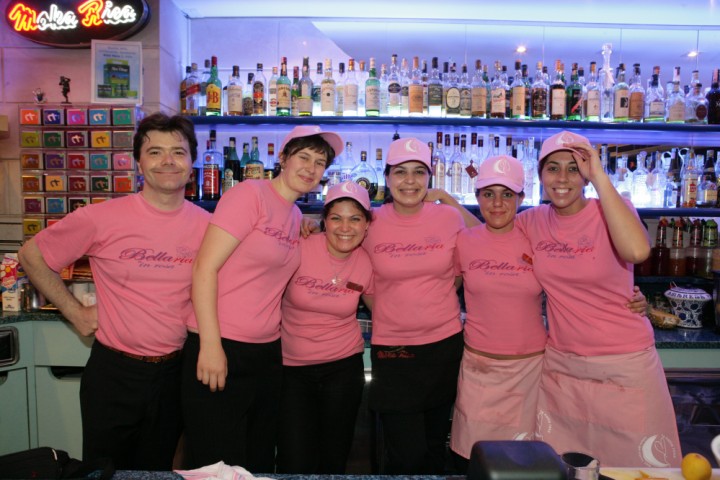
680, 452, 712, 480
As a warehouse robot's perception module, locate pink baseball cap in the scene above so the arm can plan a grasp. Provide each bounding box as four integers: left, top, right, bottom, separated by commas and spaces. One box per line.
386, 137, 431, 170
538, 130, 592, 164
475, 155, 525, 193
279, 125, 344, 158
325, 180, 371, 211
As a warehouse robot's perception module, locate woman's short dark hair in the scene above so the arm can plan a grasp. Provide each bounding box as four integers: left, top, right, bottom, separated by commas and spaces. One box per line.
133, 113, 198, 162
321, 198, 372, 224
282, 135, 338, 167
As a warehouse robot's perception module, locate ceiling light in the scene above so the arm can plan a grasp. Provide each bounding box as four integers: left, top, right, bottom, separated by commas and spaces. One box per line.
687, 50, 699, 57
516, 45, 527, 53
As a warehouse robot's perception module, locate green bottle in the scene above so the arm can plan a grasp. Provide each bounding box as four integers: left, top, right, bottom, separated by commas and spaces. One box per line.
276, 57, 291, 116
205, 56, 222, 116
245, 137, 264, 180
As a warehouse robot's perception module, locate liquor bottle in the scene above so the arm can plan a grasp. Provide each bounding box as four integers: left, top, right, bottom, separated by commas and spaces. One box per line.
664, 149, 681, 208
444, 63, 461, 117
470, 59, 487, 118
681, 151, 699, 207
180, 65, 191, 115
448, 133, 464, 199
510, 60, 526, 119
644, 74, 665, 122
631, 151, 650, 207
628, 64, 645, 122
387, 54, 402, 116
665, 81, 685, 123
686, 219, 703, 276
432, 131, 446, 191
250, 63, 267, 116
199, 58, 210, 116
523, 64, 533, 119
400, 57, 410, 116
374, 148, 385, 202
291, 66, 300, 117
584, 62, 600, 122
685, 83, 709, 124
599, 43, 614, 123
408, 56, 424, 117
441, 61, 450, 115
421, 59, 429, 115
227, 65, 243, 116
185, 143, 203, 201
549, 60, 566, 121
531, 61, 548, 120
502, 65, 513, 118
268, 66, 278, 116
365, 58, 380, 117
689, 70, 701, 92
357, 59, 367, 117
428, 57, 444, 117
205, 56, 222, 116
667, 67, 684, 102
707, 69, 720, 124
669, 218, 687, 276
344, 58, 359, 116
490, 61, 506, 119
320, 58, 336, 116
339, 142, 355, 182
242, 72, 255, 116
459, 64, 472, 118
611, 63, 629, 122
202, 129, 222, 200
298, 57, 313, 117
379, 63, 389, 116
650, 218, 670, 276
700, 219, 718, 278
697, 152, 718, 208
245, 137, 264, 181
334, 62, 345, 117
312, 62, 323, 116
461, 135, 475, 200
185, 63, 201, 116
351, 150, 378, 200
223, 137, 242, 192
565, 63, 583, 121
325, 153, 343, 189
239, 142, 250, 178
646, 152, 665, 207
276, 58, 291, 116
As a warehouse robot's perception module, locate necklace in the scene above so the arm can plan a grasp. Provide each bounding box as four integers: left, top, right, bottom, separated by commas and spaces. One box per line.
327, 247, 356, 286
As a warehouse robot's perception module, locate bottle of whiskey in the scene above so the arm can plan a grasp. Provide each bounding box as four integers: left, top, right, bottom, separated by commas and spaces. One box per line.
185, 63, 201, 116
268, 66, 278, 116
445, 63, 461, 118
549, 60, 566, 120
490, 61, 506, 119
365, 58, 381, 117
612, 63, 629, 122
291, 66, 301, 117
665, 81, 685, 123
276, 58, 291, 116
459, 64, 472, 118
202, 129, 222, 200
335, 62, 345, 117
428, 57, 443, 117
685, 83, 709, 124
244, 137, 264, 181
707, 69, 720, 125
344, 58, 359, 116
298, 57, 313, 117
227, 65, 243, 116
242, 72, 255, 117
320, 58, 336, 117
697, 152, 718, 208
628, 64, 645, 122
584, 62, 600, 122
470, 59, 487, 118
644, 74, 665, 122
252, 63, 267, 116
510, 60, 527, 119
387, 54, 402, 116
565, 63, 583, 121
180, 65, 191, 115
531, 61, 548, 120
205, 56, 222, 116
408, 56, 424, 117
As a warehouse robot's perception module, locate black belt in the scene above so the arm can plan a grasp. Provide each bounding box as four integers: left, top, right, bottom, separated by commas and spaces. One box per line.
101, 343, 181, 363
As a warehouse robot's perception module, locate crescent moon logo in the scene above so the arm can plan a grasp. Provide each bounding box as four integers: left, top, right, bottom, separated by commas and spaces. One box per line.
494, 158, 511, 175
405, 139, 419, 153
341, 181, 357, 194
557, 132, 576, 146
639, 434, 671, 468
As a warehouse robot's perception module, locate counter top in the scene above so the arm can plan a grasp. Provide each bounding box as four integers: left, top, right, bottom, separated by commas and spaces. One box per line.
3, 311, 719, 349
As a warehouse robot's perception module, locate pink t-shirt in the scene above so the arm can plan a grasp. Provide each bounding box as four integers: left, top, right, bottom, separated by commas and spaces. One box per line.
455, 225, 547, 355
34, 194, 210, 356
186, 180, 302, 343
281, 233, 373, 366
516, 199, 654, 356
363, 202, 464, 346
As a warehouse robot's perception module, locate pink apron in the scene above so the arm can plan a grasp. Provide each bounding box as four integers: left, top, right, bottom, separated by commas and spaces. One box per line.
535, 345, 681, 468
450, 348, 543, 459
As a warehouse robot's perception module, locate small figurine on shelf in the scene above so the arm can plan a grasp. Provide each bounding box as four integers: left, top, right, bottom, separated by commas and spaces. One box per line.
59, 76, 71, 104
32, 88, 46, 104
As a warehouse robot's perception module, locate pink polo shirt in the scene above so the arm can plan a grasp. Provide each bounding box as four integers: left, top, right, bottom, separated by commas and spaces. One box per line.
455, 225, 547, 355
281, 233, 373, 366
363, 202, 464, 346
516, 199, 654, 356
186, 180, 302, 343
35, 194, 210, 356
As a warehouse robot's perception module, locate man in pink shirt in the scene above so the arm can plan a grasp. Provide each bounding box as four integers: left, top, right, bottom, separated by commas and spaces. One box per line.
18, 113, 211, 470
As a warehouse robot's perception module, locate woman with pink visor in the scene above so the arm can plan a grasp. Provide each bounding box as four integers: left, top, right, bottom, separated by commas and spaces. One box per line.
515, 131, 680, 467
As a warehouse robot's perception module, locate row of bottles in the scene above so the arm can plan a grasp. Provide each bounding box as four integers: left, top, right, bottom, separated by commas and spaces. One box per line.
179, 49, 720, 124
639, 217, 720, 278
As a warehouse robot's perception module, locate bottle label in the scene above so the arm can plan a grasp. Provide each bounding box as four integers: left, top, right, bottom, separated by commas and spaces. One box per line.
567, 90, 583, 117
321, 83, 336, 112
586, 90, 600, 117
243, 95, 254, 116
388, 82, 401, 107
695, 104, 708, 121
550, 89, 565, 116
668, 102, 684, 122
365, 85, 380, 111
428, 84, 443, 107
613, 92, 629, 118
446, 87, 461, 111
245, 163, 264, 180
344, 84, 359, 112
206, 84, 222, 112
202, 164, 220, 197
511, 86, 526, 116
531, 89, 547, 117
253, 82, 266, 115
433, 162, 446, 190
628, 92, 644, 120
408, 84, 424, 113
185, 168, 199, 199
471, 87, 487, 116
298, 97, 313, 115
490, 89, 505, 114
459, 88, 472, 116
277, 84, 291, 110
227, 86, 243, 114
649, 100, 665, 117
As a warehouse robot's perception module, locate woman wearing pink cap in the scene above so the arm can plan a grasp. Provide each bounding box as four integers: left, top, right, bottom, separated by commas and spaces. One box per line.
182, 125, 343, 470
362, 136, 478, 475
276, 181, 373, 474
515, 130, 680, 467
449, 155, 546, 464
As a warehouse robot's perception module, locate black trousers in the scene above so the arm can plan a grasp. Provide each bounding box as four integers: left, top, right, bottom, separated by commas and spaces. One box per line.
181, 332, 282, 472
276, 353, 365, 474
80, 341, 183, 470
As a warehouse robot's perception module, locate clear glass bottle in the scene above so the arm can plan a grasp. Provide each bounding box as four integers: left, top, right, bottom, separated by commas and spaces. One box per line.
510, 60, 526, 119
379, 63, 389, 116
350, 150, 378, 200
421, 59, 429, 115
242, 72, 255, 116
664, 149, 682, 207
612, 63, 629, 122
205, 56, 222, 116
549, 60, 566, 120
298, 57, 313, 117
252, 63, 267, 116
685, 83, 709, 124
681, 151, 700, 207
644, 74, 665, 122
276, 58, 291, 116
531, 61, 548, 120
334, 62, 345, 117
226, 65, 243, 116
627, 63, 645, 122
459, 64, 472, 118
470, 59, 487, 118
631, 151, 650, 207
490, 60, 506, 119
585, 61, 600, 122
697, 152, 718, 208
199, 58, 210, 116
185, 63, 201, 116
312, 62, 323, 116
599, 43, 614, 123
428, 57, 444, 117
267, 66, 278, 116
339, 142, 355, 182
447, 133, 464, 199
408, 56, 424, 117
365, 57, 380, 117
374, 148, 385, 202
344, 58, 359, 116
444, 63, 461, 117
387, 54, 402, 116
399, 57, 410, 117
320, 58, 336, 116
357, 59, 368, 117
202, 129, 222, 200
665, 81, 685, 123
565, 62, 583, 121
432, 131, 446, 191
291, 66, 301, 117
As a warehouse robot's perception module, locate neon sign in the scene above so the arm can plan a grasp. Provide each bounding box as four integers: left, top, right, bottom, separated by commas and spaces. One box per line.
5, 0, 150, 48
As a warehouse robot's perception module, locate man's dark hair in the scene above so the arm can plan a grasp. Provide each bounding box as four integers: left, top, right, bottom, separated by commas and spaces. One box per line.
133, 112, 198, 162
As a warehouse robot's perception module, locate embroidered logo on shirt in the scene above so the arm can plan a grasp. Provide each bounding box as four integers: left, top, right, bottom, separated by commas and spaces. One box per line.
295, 276, 355, 295
637, 434, 677, 468
535, 236, 595, 258
263, 227, 300, 248
374, 241, 444, 257
118, 247, 196, 269
468, 258, 533, 274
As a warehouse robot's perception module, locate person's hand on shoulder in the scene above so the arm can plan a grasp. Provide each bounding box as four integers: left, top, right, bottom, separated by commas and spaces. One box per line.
425, 188, 453, 204
300, 217, 321, 238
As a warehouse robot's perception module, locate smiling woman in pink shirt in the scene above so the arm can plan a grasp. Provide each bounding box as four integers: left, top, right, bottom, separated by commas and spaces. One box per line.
516, 131, 681, 468
182, 126, 343, 471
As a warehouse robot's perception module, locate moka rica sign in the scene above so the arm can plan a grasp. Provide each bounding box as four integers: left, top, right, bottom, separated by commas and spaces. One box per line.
6, 0, 150, 48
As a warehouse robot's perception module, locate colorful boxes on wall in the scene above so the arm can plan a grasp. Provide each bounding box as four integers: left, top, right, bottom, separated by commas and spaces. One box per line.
19, 104, 139, 236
